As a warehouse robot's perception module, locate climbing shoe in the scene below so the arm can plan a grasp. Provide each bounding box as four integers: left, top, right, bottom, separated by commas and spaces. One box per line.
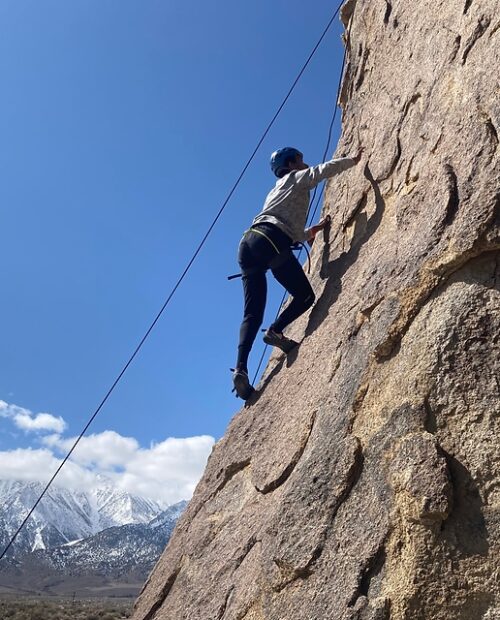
263, 328, 299, 354
231, 368, 254, 401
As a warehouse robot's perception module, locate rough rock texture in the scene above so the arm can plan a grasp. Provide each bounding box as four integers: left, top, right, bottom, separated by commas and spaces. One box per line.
133, 0, 499, 618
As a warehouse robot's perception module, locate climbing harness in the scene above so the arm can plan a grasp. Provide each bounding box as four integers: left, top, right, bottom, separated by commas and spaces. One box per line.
245, 226, 280, 253
227, 228, 312, 281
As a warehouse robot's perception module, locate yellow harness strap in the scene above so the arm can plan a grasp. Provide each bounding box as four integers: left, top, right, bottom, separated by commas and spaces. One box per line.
245, 227, 280, 254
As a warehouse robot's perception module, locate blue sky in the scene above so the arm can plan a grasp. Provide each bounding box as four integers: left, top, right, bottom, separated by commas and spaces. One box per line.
0, 0, 345, 502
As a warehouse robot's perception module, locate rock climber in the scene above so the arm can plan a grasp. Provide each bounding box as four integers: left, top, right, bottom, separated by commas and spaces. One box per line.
232, 147, 363, 400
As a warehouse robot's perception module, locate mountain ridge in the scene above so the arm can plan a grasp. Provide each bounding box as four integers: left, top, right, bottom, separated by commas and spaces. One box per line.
0, 479, 187, 597
0, 478, 165, 556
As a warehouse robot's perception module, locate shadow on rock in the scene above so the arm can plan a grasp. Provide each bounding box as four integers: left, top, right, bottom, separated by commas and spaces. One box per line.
441, 451, 489, 557
306, 164, 386, 337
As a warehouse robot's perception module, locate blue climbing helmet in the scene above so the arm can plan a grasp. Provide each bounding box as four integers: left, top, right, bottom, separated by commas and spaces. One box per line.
270, 147, 303, 178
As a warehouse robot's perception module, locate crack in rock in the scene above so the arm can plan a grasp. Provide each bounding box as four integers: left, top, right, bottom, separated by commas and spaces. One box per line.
442, 164, 460, 228
217, 587, 235, 620
402, 93, 422, 121
139, 563, 182, 620
213, 459, 251, 498
373, 94, 422, 185
484, 115, 499, 149
390, 433, 453, 526
462, 17, 491, 64
431, 131, 445, 154
374, 237, 500, 362
449, 35, 462, 62
254, 411, 317, 494
423, 396, 438, 434
235, 536, 258, 569
383, 1, 392, 25
353, 298, 385, 337
348, 544, 387, 608
343, 192, 369, 230
489, 20, 500, 38
349, 597, 391, 620
355, 47, 370, 91
404, 155, 417, 186
375, 136, 402, 182
264, 436, 364, 591
360, 298, 384, 320
216, 538, 260, 619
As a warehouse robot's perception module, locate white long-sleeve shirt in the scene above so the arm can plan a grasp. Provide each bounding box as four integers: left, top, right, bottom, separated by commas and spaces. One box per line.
252, 156, 356, 243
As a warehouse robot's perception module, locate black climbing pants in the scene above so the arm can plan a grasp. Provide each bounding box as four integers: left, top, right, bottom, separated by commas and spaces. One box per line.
236, 222, 315, 372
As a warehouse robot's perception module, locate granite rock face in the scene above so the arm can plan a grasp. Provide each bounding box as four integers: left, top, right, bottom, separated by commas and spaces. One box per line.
133, 0, 499, 618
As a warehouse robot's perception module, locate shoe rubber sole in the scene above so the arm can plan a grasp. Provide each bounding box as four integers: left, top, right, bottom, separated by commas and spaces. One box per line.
233, 372, 254, 400
263, 334, 299, 354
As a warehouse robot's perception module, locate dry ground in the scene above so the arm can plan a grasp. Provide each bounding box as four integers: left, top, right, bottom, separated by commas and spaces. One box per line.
0, 596, 133, 620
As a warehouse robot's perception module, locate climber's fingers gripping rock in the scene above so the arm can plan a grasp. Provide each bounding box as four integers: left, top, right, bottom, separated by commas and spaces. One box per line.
307, 214, 331, 246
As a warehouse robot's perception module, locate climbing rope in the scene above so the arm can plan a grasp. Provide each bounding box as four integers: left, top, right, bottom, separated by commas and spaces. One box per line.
0, 0, 347, 562
251, 33, 349, 386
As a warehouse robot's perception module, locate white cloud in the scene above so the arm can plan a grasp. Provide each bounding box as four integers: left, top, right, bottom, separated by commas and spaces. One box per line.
44, 430, 140, 469
0, 399, 214, 504
0, 400, 66, 434
1, 430, 214, 505
0, 448, 98, 492
112, 435, 215, 504
14, 412, 66, 434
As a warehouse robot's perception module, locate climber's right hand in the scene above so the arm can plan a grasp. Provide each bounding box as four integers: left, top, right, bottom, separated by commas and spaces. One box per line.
307, 215, 331, 245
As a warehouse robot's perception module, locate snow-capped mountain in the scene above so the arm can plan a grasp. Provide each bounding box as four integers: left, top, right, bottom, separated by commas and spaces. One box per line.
0, 498, 187, 597
35, 501, 188, 576
149, 501, 186, 529
0, 479, 164, 556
